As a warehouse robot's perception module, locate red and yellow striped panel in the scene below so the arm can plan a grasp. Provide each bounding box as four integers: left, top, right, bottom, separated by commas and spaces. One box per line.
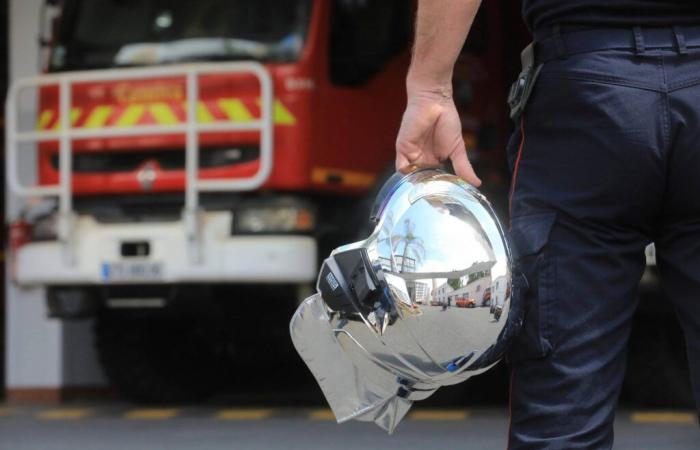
36, 98, 296, 130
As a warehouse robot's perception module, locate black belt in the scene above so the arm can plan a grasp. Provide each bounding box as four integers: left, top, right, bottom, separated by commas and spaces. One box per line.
535, 26, 700, 63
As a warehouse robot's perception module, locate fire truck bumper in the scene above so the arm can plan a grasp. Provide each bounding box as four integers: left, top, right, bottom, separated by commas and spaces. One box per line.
14, 213, 317, 286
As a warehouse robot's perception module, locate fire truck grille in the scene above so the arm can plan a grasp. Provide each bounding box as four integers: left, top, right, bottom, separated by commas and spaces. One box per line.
50, 146, 260, 173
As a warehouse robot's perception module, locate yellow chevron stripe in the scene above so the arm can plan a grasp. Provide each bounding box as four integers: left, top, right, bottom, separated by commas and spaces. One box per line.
40, 108, 82, 130
273, 100, 297, 125
37, 110, 54, 130
257, 99, 297, 125
60, 109, 82, 130
197, 102, 214, 123
149, 102, 179, 125
182, 101, 215, 123
71, 108, 82, 126
83, 105, 114, 128
115, 104, 146, 127
218, 98, 253, 122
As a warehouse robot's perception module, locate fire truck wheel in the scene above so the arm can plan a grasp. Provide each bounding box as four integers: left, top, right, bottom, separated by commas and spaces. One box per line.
95, 310, 226, 404
623, 313, 693, 408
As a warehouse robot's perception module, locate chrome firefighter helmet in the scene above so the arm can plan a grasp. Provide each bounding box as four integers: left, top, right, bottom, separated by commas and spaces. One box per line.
290, 168, 521, 433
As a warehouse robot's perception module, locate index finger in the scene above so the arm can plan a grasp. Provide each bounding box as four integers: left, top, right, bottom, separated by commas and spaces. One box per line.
450, 148, 482, 187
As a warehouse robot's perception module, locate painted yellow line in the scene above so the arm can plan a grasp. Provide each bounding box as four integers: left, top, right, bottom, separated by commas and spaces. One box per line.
37, 408, 92, 420
125, 408, 180, 420
631, 411, 697, 425
216, 409, 273, 420
409, 410, 470, 421
309, 409, 336, 421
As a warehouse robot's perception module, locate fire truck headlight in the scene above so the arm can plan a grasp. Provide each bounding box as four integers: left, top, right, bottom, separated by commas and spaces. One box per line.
234, 204, 315, 234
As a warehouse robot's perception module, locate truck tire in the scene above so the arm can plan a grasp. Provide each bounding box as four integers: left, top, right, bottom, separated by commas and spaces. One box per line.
95, 310, 226, 404
623, 313, 693, 408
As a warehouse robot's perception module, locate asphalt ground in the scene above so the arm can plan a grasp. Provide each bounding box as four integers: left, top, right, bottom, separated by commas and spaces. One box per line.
0, 404, 697, 450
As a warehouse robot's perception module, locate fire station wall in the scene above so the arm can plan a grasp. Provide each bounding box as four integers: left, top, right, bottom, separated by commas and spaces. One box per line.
6, 0, 107, 399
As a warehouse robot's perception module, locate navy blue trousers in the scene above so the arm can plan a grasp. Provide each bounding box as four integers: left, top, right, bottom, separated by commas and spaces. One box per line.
506, 28, 700, 449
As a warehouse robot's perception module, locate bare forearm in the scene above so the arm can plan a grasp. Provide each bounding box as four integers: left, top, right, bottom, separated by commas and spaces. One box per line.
408, 0, 482, 93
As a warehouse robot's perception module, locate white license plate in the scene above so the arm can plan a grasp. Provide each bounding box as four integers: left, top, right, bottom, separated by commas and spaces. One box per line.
101, 261, 163, 281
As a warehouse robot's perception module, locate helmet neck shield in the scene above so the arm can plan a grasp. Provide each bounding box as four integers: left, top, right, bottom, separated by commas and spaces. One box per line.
290, 169, 521, 433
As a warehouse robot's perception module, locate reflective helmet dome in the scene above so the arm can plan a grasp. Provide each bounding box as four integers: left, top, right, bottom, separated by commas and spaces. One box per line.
290, 168, 521, 433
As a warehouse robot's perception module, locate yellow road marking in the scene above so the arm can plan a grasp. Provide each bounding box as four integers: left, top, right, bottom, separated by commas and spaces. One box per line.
216, 409, 273, 420
309, 409, 336, 421
37, 408, 92, 420
219, 98, 253, 122
631, 411, 697, 425
149, 102, 180, 125
125, 408, 180, 420
410, 410, 470, 421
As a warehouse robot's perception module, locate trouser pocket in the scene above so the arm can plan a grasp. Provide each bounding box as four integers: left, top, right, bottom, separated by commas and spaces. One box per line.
507, 212, 557, 363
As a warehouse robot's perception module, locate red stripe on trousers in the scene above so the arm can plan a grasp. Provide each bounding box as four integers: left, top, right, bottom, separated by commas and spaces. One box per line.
509, 116, 526, 221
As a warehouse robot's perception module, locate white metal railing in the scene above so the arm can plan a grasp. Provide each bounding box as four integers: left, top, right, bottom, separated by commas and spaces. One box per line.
5, 62, 274, 262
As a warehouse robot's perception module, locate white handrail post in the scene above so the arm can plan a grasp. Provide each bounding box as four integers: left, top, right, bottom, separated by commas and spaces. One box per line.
183, 68, 201, 263
259, 66, 274, 189
5, 85, 20, 200
58, 78, 76, 264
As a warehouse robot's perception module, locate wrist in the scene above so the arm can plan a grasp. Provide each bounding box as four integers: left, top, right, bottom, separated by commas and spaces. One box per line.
407, 63, 452, 86
406, 82, 453, 104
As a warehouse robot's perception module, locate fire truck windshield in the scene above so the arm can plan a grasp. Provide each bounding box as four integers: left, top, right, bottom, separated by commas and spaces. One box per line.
49, 0, 312, 71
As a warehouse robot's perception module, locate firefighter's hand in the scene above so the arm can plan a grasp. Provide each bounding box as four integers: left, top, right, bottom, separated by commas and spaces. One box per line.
395, 92, 481, 187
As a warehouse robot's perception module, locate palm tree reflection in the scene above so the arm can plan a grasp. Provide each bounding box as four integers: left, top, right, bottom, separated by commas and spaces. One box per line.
393, 219, 425, 273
